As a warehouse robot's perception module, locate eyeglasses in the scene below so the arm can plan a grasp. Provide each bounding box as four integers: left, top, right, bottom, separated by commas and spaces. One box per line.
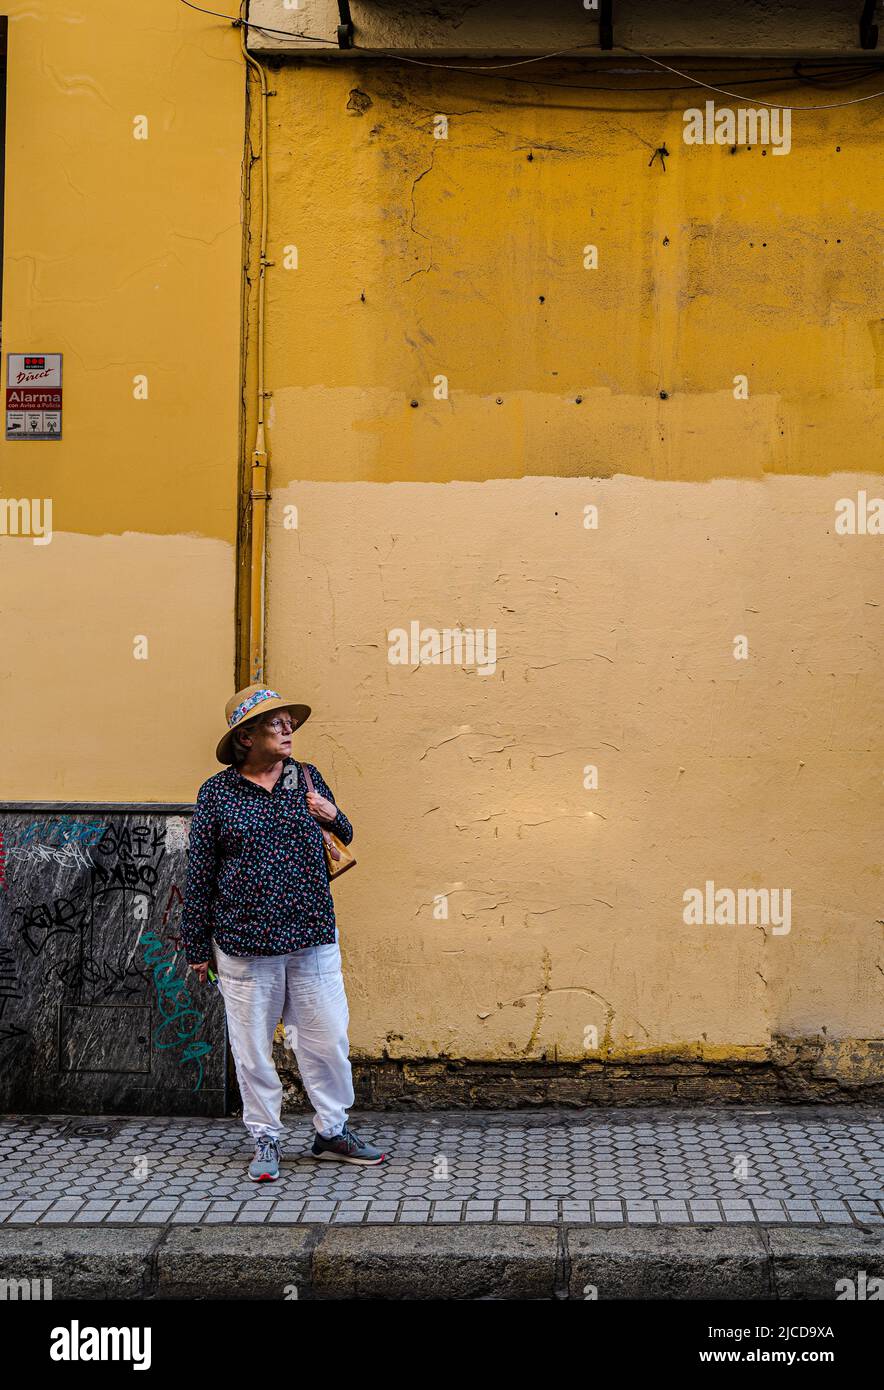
266, 718, 295, 733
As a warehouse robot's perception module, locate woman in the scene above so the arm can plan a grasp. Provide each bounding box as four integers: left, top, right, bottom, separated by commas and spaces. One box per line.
180, 683, 386, 1180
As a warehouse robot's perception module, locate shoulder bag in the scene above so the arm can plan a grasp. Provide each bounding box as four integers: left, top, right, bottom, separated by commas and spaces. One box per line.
300, 762, 356, 880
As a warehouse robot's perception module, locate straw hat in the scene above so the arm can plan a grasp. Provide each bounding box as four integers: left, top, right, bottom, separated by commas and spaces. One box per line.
216, 684, 311, 765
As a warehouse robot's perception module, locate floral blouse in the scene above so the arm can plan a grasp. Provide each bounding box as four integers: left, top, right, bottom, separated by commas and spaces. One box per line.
180, 757, 353, 962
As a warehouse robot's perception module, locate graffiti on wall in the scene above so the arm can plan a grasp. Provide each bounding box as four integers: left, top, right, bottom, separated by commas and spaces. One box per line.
0, 809, 225, 1116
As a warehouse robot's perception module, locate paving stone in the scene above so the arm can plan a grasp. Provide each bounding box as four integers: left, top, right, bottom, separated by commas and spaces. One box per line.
0, 1111, 880, 1228
689, 1208, 724, 1224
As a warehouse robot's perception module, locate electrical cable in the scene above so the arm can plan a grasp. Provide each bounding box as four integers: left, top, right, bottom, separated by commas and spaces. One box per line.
371, 52, 884, 98
178, 0, 333, 42
624, 49, 884, 109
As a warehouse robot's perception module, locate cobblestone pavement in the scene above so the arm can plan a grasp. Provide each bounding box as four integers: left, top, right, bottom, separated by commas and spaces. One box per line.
1, 1108, 882, 1227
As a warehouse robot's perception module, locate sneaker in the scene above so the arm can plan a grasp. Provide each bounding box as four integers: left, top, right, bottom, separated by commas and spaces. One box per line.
248, 1134, 281, 1182
310, 1123, 386, 1166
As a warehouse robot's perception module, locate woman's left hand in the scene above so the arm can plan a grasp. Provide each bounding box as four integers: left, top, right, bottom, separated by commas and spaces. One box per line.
306, 790, 337, 824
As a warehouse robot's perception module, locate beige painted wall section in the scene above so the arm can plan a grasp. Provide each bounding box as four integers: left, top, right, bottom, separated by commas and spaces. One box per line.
256, 62, 883, 1057
268, 475, 882, 1059
1, 1, 244, 800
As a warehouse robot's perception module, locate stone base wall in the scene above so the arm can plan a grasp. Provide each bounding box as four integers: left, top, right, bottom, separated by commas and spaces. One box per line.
271, 1039, 884, 1112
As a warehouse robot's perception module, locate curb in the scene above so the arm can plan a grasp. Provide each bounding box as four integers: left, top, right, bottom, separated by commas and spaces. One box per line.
1, 1224, 884, 1299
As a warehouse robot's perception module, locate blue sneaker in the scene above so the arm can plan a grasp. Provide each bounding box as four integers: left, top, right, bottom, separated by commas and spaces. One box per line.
249, 1134, 281, 1182
310, 1123, 386, 1165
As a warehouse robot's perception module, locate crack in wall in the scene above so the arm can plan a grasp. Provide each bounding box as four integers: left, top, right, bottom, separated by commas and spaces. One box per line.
405, 144, 440, 283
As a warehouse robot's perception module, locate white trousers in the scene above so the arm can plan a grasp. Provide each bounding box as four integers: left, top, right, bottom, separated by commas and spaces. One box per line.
213, 933, 355, 1141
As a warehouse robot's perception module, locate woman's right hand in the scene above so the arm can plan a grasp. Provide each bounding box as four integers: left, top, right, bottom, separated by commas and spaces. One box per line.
190, 961, 210, 985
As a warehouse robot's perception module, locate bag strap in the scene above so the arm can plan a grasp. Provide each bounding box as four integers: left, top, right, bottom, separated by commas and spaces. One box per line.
298, 761, 341, 859
298, 767, 343, 861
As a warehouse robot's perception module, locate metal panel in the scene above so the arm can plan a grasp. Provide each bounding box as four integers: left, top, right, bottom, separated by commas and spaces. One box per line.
0, 806, 226, 1116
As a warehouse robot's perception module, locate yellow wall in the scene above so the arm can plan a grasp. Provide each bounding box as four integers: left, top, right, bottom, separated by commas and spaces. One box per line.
255, 59, 883, 1063
2, 13, 881, 1067
1, 1, 244, 800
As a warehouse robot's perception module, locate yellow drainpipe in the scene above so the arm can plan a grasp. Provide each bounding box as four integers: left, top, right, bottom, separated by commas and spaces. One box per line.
240, 6, 271, 685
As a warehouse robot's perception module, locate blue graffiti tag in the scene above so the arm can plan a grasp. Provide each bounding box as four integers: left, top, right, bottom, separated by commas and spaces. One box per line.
139, 931, 213, 1091
16, 817, 106, 848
